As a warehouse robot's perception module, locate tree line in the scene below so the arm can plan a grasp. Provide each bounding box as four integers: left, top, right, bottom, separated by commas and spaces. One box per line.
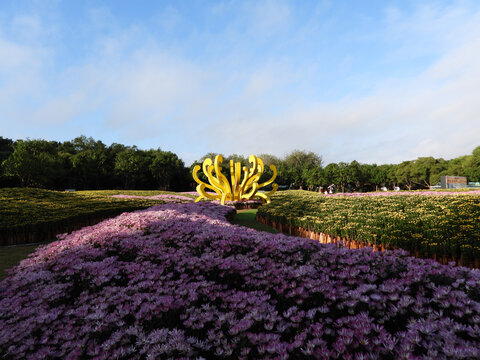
1, 136, 479, 192
192, 148, 480, 192
0, 136, 189, 191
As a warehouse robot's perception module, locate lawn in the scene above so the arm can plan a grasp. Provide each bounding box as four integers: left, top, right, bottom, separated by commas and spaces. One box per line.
0, 241, 52, 281
230, 209, 279, 234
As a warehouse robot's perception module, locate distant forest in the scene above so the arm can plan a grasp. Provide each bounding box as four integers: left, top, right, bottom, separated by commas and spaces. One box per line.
1, 136, 479, 192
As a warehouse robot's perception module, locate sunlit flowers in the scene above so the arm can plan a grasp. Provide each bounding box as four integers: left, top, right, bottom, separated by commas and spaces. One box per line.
1, 202, 480, 359
258, 190, 480, 263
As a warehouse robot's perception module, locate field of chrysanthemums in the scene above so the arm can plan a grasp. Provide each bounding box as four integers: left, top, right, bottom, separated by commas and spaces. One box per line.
1, 189, 480, 359
0, 188, 196, 246
258, 190, 480, 266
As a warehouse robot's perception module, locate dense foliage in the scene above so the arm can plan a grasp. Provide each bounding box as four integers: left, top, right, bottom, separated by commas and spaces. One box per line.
0, 188, 195, 245
191, 149, 480, 192
1, 202, 480, 359
257, 190, 480, 261
0, 136, 190, 190
1, 135, 480, 192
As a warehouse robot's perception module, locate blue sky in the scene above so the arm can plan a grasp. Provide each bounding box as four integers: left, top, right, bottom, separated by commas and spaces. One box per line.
1, 0, 479, 165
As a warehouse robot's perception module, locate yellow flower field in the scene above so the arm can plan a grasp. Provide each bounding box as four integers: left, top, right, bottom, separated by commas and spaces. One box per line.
257, 190, 480, 261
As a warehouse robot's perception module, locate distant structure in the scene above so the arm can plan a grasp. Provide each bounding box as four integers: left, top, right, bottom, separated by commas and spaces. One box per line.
440, 176, 467, 189
430, 176, 480, 190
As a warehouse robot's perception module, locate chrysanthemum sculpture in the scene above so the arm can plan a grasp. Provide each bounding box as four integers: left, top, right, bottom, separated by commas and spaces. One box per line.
193, 154, 278, 205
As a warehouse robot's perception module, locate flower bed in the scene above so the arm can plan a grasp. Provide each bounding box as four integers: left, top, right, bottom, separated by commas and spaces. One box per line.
257, 190, 480, 263
1, 202, 480, 359
0, 188, 172, 245
323, 190, 480, 197
109, 192, 263, 209
110, 194, 195, 203
216, 199, 263, 210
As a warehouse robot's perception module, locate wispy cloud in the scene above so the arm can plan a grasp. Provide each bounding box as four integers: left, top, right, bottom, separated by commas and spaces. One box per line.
245, 0, 291, 36
0, 1, 479, 166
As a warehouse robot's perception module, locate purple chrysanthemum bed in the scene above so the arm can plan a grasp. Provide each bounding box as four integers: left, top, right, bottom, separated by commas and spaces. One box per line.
1, 202, 479, 359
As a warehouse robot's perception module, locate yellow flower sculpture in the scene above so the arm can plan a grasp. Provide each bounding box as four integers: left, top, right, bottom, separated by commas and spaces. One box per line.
193, 154, 278, 205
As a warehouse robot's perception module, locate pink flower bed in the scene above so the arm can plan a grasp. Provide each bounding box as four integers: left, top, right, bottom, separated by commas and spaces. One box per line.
110, 194, 194, 203
1, 202, 480, 359
323, 190, 480, 197
218, 199, 262, 205
179, 191, 201, 196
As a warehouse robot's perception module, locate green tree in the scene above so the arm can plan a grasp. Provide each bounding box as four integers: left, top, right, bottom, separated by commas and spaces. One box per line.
462, 146, 480, 182
346, 161, 363, 191
335, 162, 351, 193
394, 161, 414, 190
0, 137, 13, 164
2, 139, 63, 188
150, 150, 186, 190
282, 150, 322, 188
409, 157, 448, 188
114, 147, 152, 189
257, 154, 282, 185
303, 166, 324, 190
444, 155, 467, 177
0, 137, 16, 187
361, 164, 385, 191
68, 136, 110, 189
323, 163, 339, 192
105, 143, 128, 188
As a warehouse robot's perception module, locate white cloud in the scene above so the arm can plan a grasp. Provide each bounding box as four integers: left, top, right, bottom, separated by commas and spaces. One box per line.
154, 5, 182, 32
32, 92, 86, 125
0, 33, 51, 136
246, 0, 291, 36
188, 25, 480, 165
0, 36, 42, 69
87, 6, 117, 31
11, 14, 43, 41
382, 2, 480, 59
1, 1, 480, 168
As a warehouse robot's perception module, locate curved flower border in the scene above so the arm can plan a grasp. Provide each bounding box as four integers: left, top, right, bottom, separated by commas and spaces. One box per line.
1, 202, 480, 359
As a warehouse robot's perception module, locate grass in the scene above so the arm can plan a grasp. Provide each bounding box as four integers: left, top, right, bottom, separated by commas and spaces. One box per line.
231, 209, 279, 234
0, 241, 53, 281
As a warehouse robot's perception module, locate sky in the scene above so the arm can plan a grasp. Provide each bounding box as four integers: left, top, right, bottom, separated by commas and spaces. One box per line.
1, 0, 479, 166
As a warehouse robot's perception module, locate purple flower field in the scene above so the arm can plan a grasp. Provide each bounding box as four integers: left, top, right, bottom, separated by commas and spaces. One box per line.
1, 202, 480, 359
110, 194, 195, 203
323, 190, 480, 197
